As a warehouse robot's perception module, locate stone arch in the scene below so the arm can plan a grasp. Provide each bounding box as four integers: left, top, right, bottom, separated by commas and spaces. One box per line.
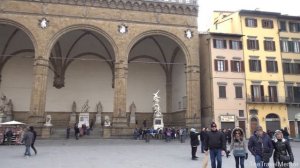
265, 113, 281, 131
127, 30, 191, 65
0, 19, 36, 112
46, 24, 118, 60
0, 19, 37, 53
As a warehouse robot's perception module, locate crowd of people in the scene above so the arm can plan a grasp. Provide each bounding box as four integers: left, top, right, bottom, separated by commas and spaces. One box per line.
133, 127, 188, 143
0, 127, 25, 145
189, 122, 294, 168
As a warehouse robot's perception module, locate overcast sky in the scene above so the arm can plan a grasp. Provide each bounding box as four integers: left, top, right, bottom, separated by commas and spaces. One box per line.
197, 0, 300, 31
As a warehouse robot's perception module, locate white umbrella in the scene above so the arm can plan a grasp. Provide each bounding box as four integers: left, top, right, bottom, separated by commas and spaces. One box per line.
0, 120, 25, 125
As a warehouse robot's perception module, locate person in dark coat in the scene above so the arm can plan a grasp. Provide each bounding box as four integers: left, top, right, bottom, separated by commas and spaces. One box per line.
248, 126, 274, 168
74, 123, 80, 140
200, 127, 207, 153
190, 128, 201, 160
5, 128, 13, 145
281, 127, 290, 142
29, 126, 37, 155
204, 122, 226, 168
272, 130, 294, 168
22, 127, 34, 157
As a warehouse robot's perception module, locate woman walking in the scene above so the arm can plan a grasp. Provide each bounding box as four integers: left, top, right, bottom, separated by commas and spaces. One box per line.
272, 130, 294, 168
230, 127, 248, 168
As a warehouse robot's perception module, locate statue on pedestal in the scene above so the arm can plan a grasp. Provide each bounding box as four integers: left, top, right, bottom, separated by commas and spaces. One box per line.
0, 95, 13, 122
153, 90, 162, 117
95, 101, 103, 125
152, 90, 164, 130
129, 102, 136, 125
69, 101, 77, 125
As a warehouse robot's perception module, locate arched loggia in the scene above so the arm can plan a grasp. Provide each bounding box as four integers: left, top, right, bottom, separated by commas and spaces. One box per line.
127, 33, 187, 127
0, 21, 35, 116
45, 27, 116, 126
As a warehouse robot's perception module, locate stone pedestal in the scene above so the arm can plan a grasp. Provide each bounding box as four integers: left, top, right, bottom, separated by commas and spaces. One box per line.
112, 117, 128, 127
6, 114, 13, 122
41, 126, 52, 139
103, 127, 111, 138
69, 112, 77, 126
95, 113, 102, 126
153, 116, 164, 130
0, 113, 6, 123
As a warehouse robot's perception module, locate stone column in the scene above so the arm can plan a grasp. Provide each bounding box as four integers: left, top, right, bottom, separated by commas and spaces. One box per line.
28, 56, 49, 136
165, 76, 172, 124
112, 60, 128, 128
185, 65, 201, 128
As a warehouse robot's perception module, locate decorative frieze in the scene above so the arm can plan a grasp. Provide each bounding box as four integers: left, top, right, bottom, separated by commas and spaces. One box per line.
17, 0, 198, 16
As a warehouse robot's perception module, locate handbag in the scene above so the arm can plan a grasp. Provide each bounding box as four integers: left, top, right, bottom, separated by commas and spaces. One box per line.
279, 155, 290, 162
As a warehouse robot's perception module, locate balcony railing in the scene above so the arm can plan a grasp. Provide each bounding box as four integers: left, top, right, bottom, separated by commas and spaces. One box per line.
246, 95, 286, 104
286, 97, 300, 104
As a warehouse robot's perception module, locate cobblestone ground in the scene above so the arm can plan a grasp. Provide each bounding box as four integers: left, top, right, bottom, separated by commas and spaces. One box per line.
0, 139, 300, 168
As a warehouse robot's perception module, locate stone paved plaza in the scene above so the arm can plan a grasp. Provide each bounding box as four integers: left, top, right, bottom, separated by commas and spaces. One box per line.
1, 139, 300, 168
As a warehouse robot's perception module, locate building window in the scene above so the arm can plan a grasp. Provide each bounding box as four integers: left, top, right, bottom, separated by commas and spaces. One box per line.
239, 110, 244, 117
280, 40, 289, 52
262, 19, 274, 29
214, 59, 228, 72
264, 40, 276, 51
268, 86, 278, 102
283, 63, 300, 74
286, 86, 300, 103
213, 39, 227, 49
219, 85, 226, 98
247, 39, 259, 50
283, 63, 293, 74
266, 60, 278, 73
280, 21, 287, 31
293, 41, 300, 53
231, 60, 244, 72
289, 22, 300, 32
245, 18, 257, 27
249, 59, 261, 72
235, 86, 243, 98
229, 40, 243, 50
251, 85, 264, 102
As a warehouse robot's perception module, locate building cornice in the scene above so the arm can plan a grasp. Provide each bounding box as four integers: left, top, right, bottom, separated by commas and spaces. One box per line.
16, 0, 198, 16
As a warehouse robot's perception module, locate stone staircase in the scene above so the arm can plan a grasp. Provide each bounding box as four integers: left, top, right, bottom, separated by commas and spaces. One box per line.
49, 127, 103, 139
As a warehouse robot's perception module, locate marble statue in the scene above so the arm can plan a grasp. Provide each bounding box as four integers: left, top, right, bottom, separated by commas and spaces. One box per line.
129, 102, 136, 125
104, 115, 111, 127
96, 102, 103, 113
95, 101, 103, 125
153, 90, 162, 117
72, 101, 76, 113
152, 90, 164, 130
44, 114, 53, 126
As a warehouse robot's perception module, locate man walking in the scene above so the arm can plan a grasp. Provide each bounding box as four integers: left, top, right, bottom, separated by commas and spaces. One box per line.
29, 126, 37, 155
248, 126, 273, 168
22, 127, 34, 157
204, 122, 226, 168
190, 128, 201, 160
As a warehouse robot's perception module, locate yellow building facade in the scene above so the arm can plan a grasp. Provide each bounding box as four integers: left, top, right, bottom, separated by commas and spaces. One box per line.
278, 15, 300, 138
210, 10, 289, 137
